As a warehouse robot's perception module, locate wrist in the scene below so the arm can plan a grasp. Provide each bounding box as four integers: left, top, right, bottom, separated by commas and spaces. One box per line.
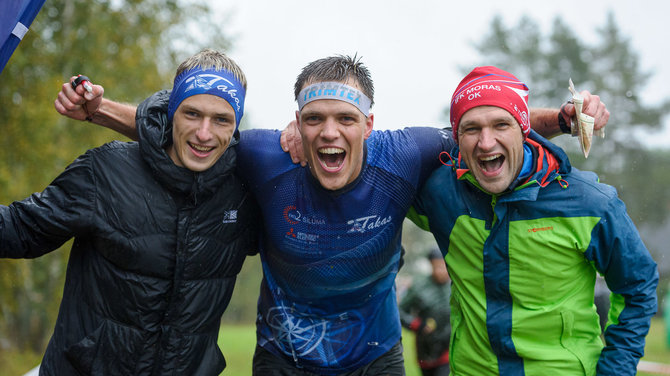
83, 103, 98, 123
558, 102, 572, 134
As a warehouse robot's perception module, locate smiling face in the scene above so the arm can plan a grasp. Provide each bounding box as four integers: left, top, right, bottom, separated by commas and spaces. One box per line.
167, 94, 236, 172
458, 106, 525, 194
296, 82, 374, 191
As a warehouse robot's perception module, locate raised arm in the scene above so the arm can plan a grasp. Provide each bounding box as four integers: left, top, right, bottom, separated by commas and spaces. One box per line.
529, 90, 609, 139
54, 77, 139, 140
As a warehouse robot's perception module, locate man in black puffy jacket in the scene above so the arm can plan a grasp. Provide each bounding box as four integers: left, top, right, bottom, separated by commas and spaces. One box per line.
0, 49, 257, 375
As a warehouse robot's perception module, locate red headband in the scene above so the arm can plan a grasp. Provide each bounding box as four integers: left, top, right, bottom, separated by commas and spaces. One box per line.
450, 66, 530, 143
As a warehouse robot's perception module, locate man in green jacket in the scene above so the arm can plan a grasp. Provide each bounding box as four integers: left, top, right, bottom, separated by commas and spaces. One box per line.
409, 66, 658, 376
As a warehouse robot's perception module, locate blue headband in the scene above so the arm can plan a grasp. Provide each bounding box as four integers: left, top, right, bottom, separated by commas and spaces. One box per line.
167, 67, 246, 129
297, 81, 371, 117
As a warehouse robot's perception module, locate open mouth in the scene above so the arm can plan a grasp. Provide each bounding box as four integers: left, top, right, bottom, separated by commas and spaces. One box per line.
189, 142, 215, 157
478, 154, 504, 174
318, 147, 345, 172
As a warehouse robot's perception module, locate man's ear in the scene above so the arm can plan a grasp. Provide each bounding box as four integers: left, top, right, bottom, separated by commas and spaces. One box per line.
364, 113, 374, 139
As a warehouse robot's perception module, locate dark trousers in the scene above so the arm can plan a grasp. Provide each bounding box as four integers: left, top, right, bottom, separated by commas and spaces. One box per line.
421, 363, 450, 376
252, 341, 405, 376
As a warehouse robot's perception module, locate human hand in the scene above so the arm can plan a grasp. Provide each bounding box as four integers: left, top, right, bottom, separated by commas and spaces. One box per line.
54, 75, 104, 121
560, 90, 609, 133
280, 120, 306, 166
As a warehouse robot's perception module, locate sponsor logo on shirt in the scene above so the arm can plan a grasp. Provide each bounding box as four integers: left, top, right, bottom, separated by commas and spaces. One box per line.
527, 226, 553, 233
265, 304, 364, 361
283, 205, 326, 225
297, 232, 319, 242
347, 215, 392, 233
222, 210, 238, 224
286, 228, 319, 243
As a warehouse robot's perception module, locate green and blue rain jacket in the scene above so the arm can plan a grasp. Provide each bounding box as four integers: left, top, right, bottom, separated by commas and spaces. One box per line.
409, 130, 658, 376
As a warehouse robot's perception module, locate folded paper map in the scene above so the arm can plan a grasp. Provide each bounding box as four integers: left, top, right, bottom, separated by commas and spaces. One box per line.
568, 79, 604, 158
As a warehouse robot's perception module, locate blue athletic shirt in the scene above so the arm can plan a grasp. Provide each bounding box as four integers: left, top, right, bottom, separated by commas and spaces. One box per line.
237, 127, 453, 374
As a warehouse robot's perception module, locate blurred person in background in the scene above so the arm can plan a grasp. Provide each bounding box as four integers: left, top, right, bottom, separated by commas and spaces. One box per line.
400, 248, 451, 376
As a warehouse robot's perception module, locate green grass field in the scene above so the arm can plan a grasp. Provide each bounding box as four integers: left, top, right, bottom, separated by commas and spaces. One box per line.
3, 317, 668, 375
218, 317, 670, 375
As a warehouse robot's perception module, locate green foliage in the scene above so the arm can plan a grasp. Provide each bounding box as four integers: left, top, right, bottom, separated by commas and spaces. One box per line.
221, 254, 263, 324
217, 325, 256, 375
0, 346, 42, 376
0, 0, 232, 357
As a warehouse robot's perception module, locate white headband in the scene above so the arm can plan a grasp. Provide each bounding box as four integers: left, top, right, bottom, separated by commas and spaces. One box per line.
297, 81, 372, 117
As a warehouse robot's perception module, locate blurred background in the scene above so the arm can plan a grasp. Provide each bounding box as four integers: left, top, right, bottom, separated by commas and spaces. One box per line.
1, 0, 669, 374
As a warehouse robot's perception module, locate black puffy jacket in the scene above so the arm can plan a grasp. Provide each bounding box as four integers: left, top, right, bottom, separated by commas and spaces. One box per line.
0, 93, 257, 375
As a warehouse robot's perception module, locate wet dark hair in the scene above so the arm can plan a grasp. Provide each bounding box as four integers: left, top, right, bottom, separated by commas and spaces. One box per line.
294, 54, 374, 107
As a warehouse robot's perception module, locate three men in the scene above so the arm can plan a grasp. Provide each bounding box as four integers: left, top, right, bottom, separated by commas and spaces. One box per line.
55, 55, 609, 375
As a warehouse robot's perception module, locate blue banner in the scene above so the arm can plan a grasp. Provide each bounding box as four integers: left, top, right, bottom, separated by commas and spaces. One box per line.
0, 0, 46, 74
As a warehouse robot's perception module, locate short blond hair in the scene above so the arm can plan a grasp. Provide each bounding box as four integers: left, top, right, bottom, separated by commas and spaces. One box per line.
175, 48, 247, 89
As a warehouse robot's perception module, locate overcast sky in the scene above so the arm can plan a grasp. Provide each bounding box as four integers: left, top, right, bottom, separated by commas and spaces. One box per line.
211, 0, 669, 147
